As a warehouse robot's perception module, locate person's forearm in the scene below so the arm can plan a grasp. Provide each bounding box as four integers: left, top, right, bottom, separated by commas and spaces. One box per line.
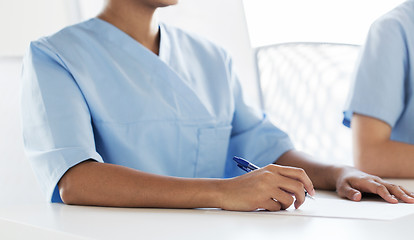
275, 150, 342, 190
58, 160, 223, 208
355, 140, 414, 178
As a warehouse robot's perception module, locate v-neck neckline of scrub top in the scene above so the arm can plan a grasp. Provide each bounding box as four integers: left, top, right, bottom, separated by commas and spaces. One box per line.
89, 17, 171, 71
87, 17, 214, 121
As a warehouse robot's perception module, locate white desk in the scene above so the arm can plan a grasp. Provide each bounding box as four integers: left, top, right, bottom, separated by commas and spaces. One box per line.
0, 179, 413, 240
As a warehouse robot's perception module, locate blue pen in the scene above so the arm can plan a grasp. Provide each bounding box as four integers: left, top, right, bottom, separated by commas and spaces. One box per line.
233, 156, 314, 200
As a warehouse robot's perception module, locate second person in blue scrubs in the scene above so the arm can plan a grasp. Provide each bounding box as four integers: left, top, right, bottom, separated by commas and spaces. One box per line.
21, 0, 414, 211
344, 0, 414, 178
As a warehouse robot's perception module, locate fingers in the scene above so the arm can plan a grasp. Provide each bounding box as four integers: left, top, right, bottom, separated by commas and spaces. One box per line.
265, 164, 315, 196
222, 164, 314, 211
259, 198, 282, 212
400, 186, 414, 200
336, 181, 362, 201
381, 183, 414, 203
271, 189, 295, 210
335, 167, 414, 204
265, 165, 314, 209
276, 177, 306, 209
262, 164, 315, 209
351, 179, 399, 203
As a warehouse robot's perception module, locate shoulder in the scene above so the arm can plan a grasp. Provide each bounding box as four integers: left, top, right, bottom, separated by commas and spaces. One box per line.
29, 19, 98, 56
370, 1, 414, 36
46, 18, 98, 42
26, 18, 105, 70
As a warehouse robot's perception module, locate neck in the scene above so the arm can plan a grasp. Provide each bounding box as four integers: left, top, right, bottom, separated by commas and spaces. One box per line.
98, 1, 160, 55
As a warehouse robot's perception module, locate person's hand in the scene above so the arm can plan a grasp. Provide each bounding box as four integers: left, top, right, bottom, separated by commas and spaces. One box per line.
218, 164, 315, 211
335, 166, 414, 203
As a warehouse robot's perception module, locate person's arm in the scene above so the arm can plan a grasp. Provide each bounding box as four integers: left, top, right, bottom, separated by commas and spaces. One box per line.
276, 150, 414, 203
58, 159, 315, 211
351, 113, 414, 178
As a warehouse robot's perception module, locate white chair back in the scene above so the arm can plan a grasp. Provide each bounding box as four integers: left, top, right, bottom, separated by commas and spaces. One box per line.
256, 43, 360, 165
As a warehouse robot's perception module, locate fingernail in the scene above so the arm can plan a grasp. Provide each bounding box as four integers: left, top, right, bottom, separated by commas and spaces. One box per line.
310, 188, 316, 196
352, 192, 359, 200
405, 194, 414, 199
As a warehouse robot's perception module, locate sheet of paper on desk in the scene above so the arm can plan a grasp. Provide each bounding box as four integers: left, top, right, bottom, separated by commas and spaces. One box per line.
269, 191, 414, 220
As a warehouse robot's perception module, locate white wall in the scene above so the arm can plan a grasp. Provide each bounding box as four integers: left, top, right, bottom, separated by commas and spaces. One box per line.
0, 57, 44, 204
243, 0, 406, 47
0, 0, 78, 57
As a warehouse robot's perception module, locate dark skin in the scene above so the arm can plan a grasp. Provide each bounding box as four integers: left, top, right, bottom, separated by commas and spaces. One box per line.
57, 0, 414, 211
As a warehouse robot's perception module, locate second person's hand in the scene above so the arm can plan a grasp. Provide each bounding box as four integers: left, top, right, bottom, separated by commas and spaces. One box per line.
334, 166, 414, 203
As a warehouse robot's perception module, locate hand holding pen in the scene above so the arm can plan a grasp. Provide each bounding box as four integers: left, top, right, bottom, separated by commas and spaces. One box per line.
233, 156, 315, 200
218, 156, 315, 211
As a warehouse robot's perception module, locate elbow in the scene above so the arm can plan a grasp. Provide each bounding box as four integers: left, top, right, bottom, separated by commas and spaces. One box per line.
59, 189, 74, 205
57, 161, 94, 205
58, 173, 80, 205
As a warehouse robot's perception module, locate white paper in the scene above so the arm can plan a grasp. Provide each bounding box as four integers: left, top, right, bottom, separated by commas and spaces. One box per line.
268, 191, 414, 220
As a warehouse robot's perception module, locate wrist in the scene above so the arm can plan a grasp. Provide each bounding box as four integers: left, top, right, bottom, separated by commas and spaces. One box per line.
212, 179, 228, 209
325, 164, 351, 190
197, 178, 226, 209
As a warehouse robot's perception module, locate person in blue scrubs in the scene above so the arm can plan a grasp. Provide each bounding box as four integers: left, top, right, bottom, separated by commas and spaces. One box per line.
344, 0, 414, 178
22, 0, 414, 211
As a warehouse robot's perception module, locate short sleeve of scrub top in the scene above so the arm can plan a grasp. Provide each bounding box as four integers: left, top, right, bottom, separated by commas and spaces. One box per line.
343, 15, 408, 128
21, 41, 104, 202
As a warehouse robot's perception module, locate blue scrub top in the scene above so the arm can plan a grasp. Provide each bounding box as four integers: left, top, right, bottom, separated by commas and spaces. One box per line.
343, 0, 414, 144
21, 18, 293, 202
